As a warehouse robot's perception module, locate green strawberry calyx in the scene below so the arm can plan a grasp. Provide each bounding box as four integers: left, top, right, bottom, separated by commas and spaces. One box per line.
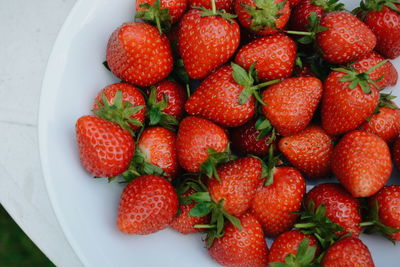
270, 238, 321, 267
200, 146, 236, 181
370, 93, 398, 117
194, 0, 237, 23
262, 145, 280, 186
147, 86, 179, 131
135, 0, 172, 33
311, 0, 345, 12
93, 90, 144, 135
286, 12, 327, 45
255, 116, 276, 143
354, 0, 400, 18
242, 0, 286, 32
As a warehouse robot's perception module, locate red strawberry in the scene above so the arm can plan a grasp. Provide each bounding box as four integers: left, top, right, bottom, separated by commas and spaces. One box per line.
189, 0, 234, 12
135, 127, 179, 178
176, 116, 229, 173
235, 33, 297, 82
351, 51, 398, 89
332, 130, 392, 197
93, 83, 146, 132
76, 115, 135, 177
208, 213, 269, 267
170, 188, 209, 234
268, 230, 320, 265
293, 65, 315, 77
316, 11, 376, 64
321, 237, 374, 267
106, 22, 173, 86
250, 167, 306, 236
393, 137, 400, 172
261, 77, 323, 136
230, 118, 275, 157
235, 0, 291, 35
178, 8, 240, 79
208, 156, 263, 217
279, 125, 333, 178
185, 64, 261, 127
360, 1, 400, 59
321, 69, 379, 136
117, 175, 178, 234
289, 0, 302, 7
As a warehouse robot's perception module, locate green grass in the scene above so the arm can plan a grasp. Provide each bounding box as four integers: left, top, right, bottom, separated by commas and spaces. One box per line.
0, 205, 55, 267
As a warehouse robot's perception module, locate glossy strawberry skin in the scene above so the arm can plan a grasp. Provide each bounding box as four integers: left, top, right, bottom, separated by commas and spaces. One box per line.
170, 189, 209, 234
189, 0, 234, 12
321, 71, 379, 136
117, 175, 178, 235
137, 127, 179, 178
364, 6, 400, 59
235, 33, 296, 81
393, 137, 400, 172
317, 11, 376, 64
76, 115, 134, 177
106, 22, 173, 86
279, 125, 333, 178
306, 183, 362, 237
136, 0, 187, 23
289, 0, 326, 31
185, 65, 256, 127
151, 80, 187, 120
250, 167, 306, 237
208, 157, 263, 217
93, 83, 146, 131
268, 230, 320, 264
208, 213, 269, 267
230, 118, 274, 157
235, 0, 291, 35
178, 9, 240, 79
321, 237, 374, 267
261, 77, 323, 136
332, 131, 392, 198
176, 116, 229, 172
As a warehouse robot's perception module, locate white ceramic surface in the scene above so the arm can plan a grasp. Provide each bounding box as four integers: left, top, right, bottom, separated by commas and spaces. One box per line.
39, 0, 400, 266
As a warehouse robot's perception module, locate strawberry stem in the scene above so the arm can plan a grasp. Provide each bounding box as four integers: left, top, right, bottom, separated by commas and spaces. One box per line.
211, 0, 217, 15
286, 30, 313, 36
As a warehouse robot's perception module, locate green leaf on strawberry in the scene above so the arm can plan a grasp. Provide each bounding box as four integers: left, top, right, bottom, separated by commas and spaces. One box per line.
135, 0, 172, 33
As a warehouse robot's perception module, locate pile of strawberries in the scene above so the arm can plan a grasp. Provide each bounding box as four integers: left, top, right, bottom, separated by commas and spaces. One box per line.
75, 0, 400, 265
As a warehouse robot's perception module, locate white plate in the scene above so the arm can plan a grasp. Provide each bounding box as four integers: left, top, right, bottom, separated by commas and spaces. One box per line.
39, 0, 400, 266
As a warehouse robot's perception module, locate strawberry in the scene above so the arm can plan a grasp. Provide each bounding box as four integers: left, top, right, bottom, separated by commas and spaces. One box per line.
235, 33, 297, 82
75, 115, 135, 177
261, 77, 323, 137
321, 237, 374, 267
176, 116, 229, 174
331, 130, 392, 197
117, 175, 178, 234
235, 0, 291, 35
289, 0, 302, 7
230, 117, 275, 157
208, 213, 269, 267
92, 83, 145, 132
189, 0, 234, 12
106, 22, 173, 86
146, 80, 187, 128
393, 137, 400, 172
250, 166, 306, 236
316, 11, 376, 64
321, 68, 380, 136
351, 51, 398, 89
268, 230, 320, 265
279, 125, 333, 178
178, 8, 240, 79
207, 156, 263, 217
359, 94, 400, 144
358, 0, 400, 59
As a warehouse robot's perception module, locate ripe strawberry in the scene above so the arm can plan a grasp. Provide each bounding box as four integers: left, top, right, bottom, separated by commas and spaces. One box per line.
208, 156, 263, 217
393, 137, 400, 172
75, 115, 135, 177
135, 127, 179, 178
321, 237, 374, 267
321, 69, 379, 136
92, 83, 145, 132
279, 125, 333, 178
176, 116, 229, 173
178, 8, 240, 79
117, 175, 178, 234
268, 230, 320, 265
189, 0, 234, 12
235, 33, 297, 81
106, 22, 173, 86
251, 167, 306, 236
289, 0, 302, 7
351, 51, 398, 89
332, 130, 392, 197
208, 213, 268, 267
316, 11, 376, 64
235, 0, 291, 35
261, 77, 323, 136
